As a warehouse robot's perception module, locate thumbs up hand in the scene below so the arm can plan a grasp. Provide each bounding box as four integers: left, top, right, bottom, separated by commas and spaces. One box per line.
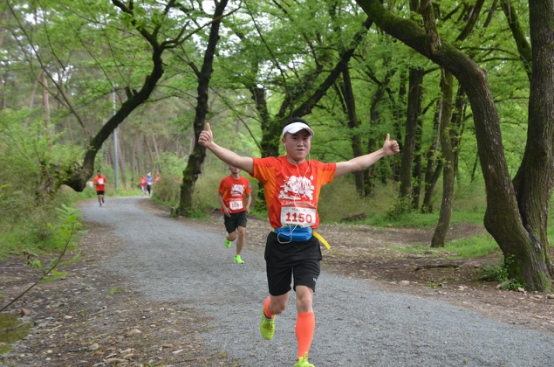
198, 122, 214, 147
383, 133, 400, 156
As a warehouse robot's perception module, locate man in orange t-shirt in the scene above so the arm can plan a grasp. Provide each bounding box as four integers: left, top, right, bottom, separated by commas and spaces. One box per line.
199, 117, 400, 366
92, 170, 107, 207
218, 165, 252, 264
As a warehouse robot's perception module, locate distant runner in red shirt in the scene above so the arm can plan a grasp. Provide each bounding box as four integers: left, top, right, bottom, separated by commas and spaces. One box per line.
139, 176, 147, 196
92, 170, 107, 207
199, 117, 400, 367
218, 165, 252, 264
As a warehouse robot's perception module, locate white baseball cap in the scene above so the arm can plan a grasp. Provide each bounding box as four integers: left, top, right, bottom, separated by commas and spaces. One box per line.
281, 121, 314, 138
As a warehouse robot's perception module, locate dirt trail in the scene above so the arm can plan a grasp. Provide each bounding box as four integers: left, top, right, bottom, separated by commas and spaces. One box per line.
1, 197, 553, 367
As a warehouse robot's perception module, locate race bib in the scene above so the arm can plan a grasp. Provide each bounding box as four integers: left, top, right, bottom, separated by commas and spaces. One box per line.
229, 200, 243, 211
97, 179, 104, 185
280, 206, 316, 227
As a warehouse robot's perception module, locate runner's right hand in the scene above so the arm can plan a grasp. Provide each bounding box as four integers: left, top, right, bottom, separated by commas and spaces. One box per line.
198, 123, 213, 147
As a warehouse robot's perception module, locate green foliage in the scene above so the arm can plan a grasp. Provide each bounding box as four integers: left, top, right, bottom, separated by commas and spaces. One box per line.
0, 110, 84, 233
46, 205, 83, 249
318, 176, 398, 223
480, 255, 526, 291
427, 281, 443, 289
27, 204, 84, 281
153, 176, 181, 207
481, 262, 509, 283
25, 204, 83, 281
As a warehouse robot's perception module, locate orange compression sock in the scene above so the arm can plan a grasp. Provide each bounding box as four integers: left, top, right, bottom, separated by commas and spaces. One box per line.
263, 297, 274, 319
296, 311, 315, 359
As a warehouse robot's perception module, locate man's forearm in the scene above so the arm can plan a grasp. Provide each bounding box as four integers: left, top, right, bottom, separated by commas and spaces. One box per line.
204, 142, 254, 174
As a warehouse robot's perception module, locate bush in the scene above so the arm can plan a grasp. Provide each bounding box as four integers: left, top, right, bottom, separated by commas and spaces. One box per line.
0, 113, 84, 258
480, 255, 526, 290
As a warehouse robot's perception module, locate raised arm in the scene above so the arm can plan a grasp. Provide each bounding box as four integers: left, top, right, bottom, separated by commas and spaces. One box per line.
334, 134, 400, 178
198, 123, 254, 175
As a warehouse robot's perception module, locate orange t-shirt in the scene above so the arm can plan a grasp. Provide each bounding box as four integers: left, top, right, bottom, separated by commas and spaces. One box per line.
252, 156, 335, 229
92, 175, 106, 192
218, 175, 252, 214
139, 177, 147, 187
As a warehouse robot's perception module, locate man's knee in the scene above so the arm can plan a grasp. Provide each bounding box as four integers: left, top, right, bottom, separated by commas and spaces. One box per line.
237, 226, 246, 237
227, 231, 237, 241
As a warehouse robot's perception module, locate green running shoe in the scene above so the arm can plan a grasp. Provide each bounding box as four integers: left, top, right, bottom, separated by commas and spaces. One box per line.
234, 255, 244, 264
259, 309, 275, 340
224, 239, 232, 248
294, 355, 314, 367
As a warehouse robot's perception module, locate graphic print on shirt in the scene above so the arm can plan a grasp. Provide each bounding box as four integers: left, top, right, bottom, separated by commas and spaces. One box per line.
228, 183, 246, 211
279, 174, 317, 227
230, 183, 246, 197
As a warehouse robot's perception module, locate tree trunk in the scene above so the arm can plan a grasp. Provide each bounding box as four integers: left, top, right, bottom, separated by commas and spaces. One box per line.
0, 23, 6, 111
354, 0, 553, 290
450, 86, 467, 179
178, 0, 229, 216
340, 68, 365, 196
248, 85, 271, 212
41, 71, 51, 141
117, 129, 127, 186
398, 68, 423, 212
151, 136, 161, 173
389, 70, 407, 183
145, 135, 154, 173
431, 71, 455, 248
364, 67, 394, 196
421, 100, 440, 213
411, 89, 424, 210
508, 0, 554, 288
131, 139, 137, 185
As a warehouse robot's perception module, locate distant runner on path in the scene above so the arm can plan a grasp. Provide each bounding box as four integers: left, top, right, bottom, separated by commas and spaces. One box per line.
139, 175, 147, 196
92, 170, 107, 207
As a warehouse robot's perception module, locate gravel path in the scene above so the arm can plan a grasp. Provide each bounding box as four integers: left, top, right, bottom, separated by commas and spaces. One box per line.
81, 197, 554, 367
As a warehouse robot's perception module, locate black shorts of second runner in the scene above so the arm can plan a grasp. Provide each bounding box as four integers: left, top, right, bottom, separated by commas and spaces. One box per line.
223, 211, 248, 234
146, 185, 152, 194
96, 191, 105, 196
264, 231, 322, 296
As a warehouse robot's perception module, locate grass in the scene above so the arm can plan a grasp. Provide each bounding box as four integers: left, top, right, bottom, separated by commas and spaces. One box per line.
395, 233, 500, 259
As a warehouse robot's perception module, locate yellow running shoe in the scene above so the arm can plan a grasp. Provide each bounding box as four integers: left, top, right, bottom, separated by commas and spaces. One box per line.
294, 355, 314, 367
259, 309, 275, 340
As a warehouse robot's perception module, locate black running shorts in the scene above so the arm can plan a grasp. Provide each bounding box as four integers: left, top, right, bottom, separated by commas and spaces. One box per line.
96, 191, 105, 195
264, 231, 322, 296
223, 211, 248, 234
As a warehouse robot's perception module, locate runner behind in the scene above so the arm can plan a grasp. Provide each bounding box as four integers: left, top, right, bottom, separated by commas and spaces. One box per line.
218, 165, 252, 264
